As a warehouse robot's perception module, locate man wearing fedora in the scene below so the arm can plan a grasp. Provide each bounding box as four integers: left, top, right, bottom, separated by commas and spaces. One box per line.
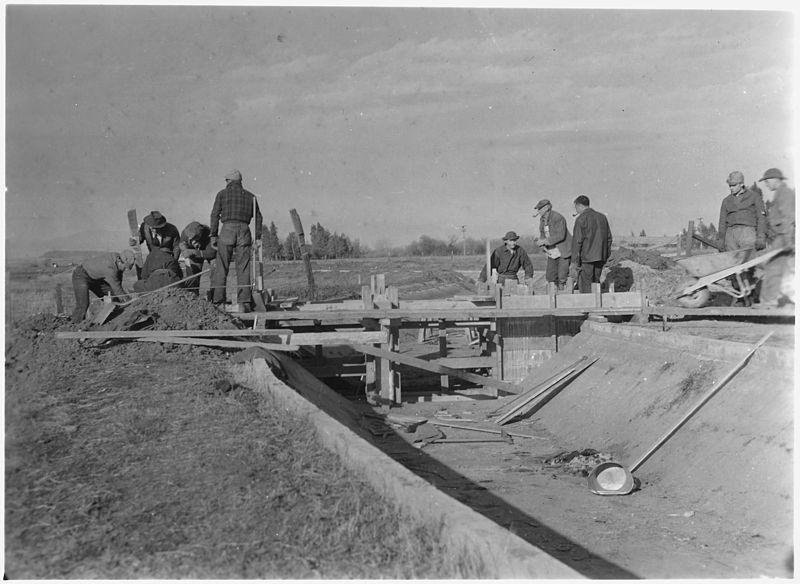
533, 199, 572, 291
478, 230, 534, 287
571, 195, 613, 293
717, 170, 767, 252
757, 168, 795, 307
209, 169, 263, 311
130, 211, 181, 278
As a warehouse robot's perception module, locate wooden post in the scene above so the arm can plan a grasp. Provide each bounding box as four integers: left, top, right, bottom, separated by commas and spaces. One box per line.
362, 317, 380, 404
676, 231, 683, 256
289, 208, 316, 301
380, 317, 400, 404
566, 276, 574, 294
686, 221, 695, 257
592, 282, 602, 307
547, 282, 556, 309
486, 238, 491, 284
54, 284, 63, 314
387, 286, 399, 309
438, 320, 449, 390
361, 285, 372, 309
491, 321, 503, 381
127, 209, 144, 279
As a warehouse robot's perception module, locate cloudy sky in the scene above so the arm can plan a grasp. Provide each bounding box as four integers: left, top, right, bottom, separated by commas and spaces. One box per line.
4, 3, 796, 257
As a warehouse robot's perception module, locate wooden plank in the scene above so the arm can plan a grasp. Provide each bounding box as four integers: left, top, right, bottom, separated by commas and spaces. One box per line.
127, 209, 144, 269
290, 208, 316, 301
500, 295, 552, 309
601, 291, 645, 309
351, 344, 520, 394
434, 356, 496, 369
648, 305, 795, 318
56, 328, 387, 345
553, 293, 598, 309
139, 337, 300, 351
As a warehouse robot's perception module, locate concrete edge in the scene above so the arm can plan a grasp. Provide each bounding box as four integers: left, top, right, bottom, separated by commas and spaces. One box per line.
231, 356, 583, 580
581, 320, 794, 367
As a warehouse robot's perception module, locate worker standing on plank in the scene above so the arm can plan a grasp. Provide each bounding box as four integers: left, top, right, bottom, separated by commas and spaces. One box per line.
533, 199, 573, 291
717, 171, 767, 251
478, 231, 534, 287
133, 247, 184, 293
756, 168, 795, 307
71, 250, 135, 322
209, 169, 263, 312
130, 210, 181, 263
179, 221, 217, 298
570, 195, 613, 293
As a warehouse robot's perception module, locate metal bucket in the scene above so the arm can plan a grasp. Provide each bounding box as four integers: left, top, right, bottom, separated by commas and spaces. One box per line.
586, 461, 637, 496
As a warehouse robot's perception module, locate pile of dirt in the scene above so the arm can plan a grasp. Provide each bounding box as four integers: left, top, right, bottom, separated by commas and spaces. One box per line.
101, 289, 243, 332
608, 246, 676, 271
542, 449, 613, 477
618, 260, 688, 305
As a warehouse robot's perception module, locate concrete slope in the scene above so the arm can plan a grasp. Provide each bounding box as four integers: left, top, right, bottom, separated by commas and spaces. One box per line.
524, 320, 793, 542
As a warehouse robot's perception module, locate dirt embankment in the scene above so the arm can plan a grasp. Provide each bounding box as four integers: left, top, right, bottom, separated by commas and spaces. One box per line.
4, 295, 481, 578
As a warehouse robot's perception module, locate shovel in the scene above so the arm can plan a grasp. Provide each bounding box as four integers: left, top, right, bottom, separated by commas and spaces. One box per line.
587, 330, 774, 495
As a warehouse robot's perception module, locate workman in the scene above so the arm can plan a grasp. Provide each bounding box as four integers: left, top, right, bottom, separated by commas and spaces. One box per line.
478, 231, 534, 287
570, 195, 613, 293
533, 199, 573, 291
209, 170, 263, 312
717, 171, 767, 251
71, 250, 135, 322
130, 211, 181, 280
757, 168, 795, 307
179, 221, 218, 298
132, 247, 184, 293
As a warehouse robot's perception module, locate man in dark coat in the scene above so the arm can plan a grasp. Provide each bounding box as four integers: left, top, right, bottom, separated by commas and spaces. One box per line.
71, 250, 135, 322
130, 210, 181, 279
209, 169, 263, 311
179, 221, 218, 297
533, 199, 573, 291
478, 231, 534, 286
571, 195, 613, 293
717, 170, 767, 251
133, 247, 183, 293
757, 167, 795, 307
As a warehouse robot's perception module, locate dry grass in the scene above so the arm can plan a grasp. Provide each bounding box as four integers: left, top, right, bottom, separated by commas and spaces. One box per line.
4, 317, 488, 579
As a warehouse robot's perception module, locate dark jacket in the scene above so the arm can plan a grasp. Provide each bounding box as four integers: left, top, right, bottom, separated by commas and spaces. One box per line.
538, 209, 573, 257
479, 245, 534, 282
134, 248, 183, 292
767, 184, 795, 247
718, 187, 767, 243
572, 208, 613, 264
180, 221, 218, 266
139, 221, 181, 258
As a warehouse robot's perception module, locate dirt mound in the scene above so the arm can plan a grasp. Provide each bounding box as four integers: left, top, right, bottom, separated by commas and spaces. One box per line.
101, 289, 243, 332
618, 260, 687, 305
608, 246, 676, 271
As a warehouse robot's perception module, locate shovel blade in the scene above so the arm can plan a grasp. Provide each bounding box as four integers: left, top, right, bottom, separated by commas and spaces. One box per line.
587, 461, 636, 496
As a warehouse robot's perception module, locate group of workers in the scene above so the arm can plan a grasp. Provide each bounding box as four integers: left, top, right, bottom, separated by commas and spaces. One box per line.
716, 168, 795, 307
70, 165, 794, 323
479, 194, 613, 294
478, 166, 795, 306
71, 169, 262, 323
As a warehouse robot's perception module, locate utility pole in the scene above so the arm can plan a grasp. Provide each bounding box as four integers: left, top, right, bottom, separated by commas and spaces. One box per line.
461, 225, 466, 255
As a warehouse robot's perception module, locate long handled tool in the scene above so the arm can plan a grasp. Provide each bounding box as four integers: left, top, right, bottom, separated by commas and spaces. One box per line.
587, 331, 774, 495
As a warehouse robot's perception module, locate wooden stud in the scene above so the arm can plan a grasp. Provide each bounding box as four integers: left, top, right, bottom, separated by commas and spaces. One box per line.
54, 284, 64, 314
686, 220, 695, 257
547, 282, 556, 309
592, 282, 602, 307
438, 320, 449, 390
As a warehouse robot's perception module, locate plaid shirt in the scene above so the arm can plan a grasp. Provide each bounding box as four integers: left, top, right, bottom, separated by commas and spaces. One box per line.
210, 182, 263, 239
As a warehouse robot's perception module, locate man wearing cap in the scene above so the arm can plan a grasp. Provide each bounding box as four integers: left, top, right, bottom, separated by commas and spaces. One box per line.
478, 231, 534, 286
533, 199, 573, 291
179, 221, 218, 297
71, 250, 135, 322
209, 169, 263, 311
717, 171, 767, 252
571, 195, 613, 294
757, 168, 795, 307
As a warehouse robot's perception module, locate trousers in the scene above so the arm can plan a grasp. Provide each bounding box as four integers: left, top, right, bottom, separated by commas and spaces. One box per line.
545, 256, 571, 286
212, 221, 253, 305
577, 261, 605, 294
72, 266, 112, 322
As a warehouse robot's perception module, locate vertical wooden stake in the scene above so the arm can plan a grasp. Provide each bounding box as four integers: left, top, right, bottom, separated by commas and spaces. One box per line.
592, 282, 602, 307
289, 208, 316, 301
686, 220, 695, 257
547, 282, 556, 309
438, 320, 449, 390
54, 284, 64, 314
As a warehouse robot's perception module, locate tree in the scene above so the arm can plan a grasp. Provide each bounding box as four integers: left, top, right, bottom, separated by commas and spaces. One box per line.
283, 233, 300, 260
639, 229, 647, 237
263, 222, 283, 260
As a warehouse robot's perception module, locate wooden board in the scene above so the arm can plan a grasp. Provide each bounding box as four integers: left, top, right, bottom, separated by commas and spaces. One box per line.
127, 209, 144, 268
351, 344, 520, 394
139, 337, 300, 351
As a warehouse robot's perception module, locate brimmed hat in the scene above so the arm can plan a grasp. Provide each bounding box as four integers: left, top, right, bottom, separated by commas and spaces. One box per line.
759, 168, 786, 181
726, 171, 745, 186
502, 231, 519, 241
144, 211, 167, 229
225, 169, 242, 182
534, 199, 551, 210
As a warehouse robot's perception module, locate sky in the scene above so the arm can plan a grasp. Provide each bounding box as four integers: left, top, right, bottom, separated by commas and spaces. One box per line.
3, 2, 797, 257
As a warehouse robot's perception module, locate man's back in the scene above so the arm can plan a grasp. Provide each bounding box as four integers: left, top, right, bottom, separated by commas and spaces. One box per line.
573, 208, 612, 262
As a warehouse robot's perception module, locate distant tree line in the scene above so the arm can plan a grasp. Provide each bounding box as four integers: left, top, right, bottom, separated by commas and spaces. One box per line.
261, 221, 365, 260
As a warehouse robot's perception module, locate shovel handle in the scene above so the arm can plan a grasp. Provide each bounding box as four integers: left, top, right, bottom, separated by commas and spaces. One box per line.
629, 330, 774, 473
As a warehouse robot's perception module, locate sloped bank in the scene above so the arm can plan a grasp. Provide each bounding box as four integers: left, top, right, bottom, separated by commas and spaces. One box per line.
527, 319, 793, 543
232, 353, 581, 579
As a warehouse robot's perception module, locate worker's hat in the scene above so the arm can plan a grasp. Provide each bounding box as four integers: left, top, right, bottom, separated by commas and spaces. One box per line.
502, 231, 520, 241
225, 169, 242, 182
759, 168, 786, 181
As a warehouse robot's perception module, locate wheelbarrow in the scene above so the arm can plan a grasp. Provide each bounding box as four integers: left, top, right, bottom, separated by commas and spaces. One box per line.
674, 246, 789, 308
